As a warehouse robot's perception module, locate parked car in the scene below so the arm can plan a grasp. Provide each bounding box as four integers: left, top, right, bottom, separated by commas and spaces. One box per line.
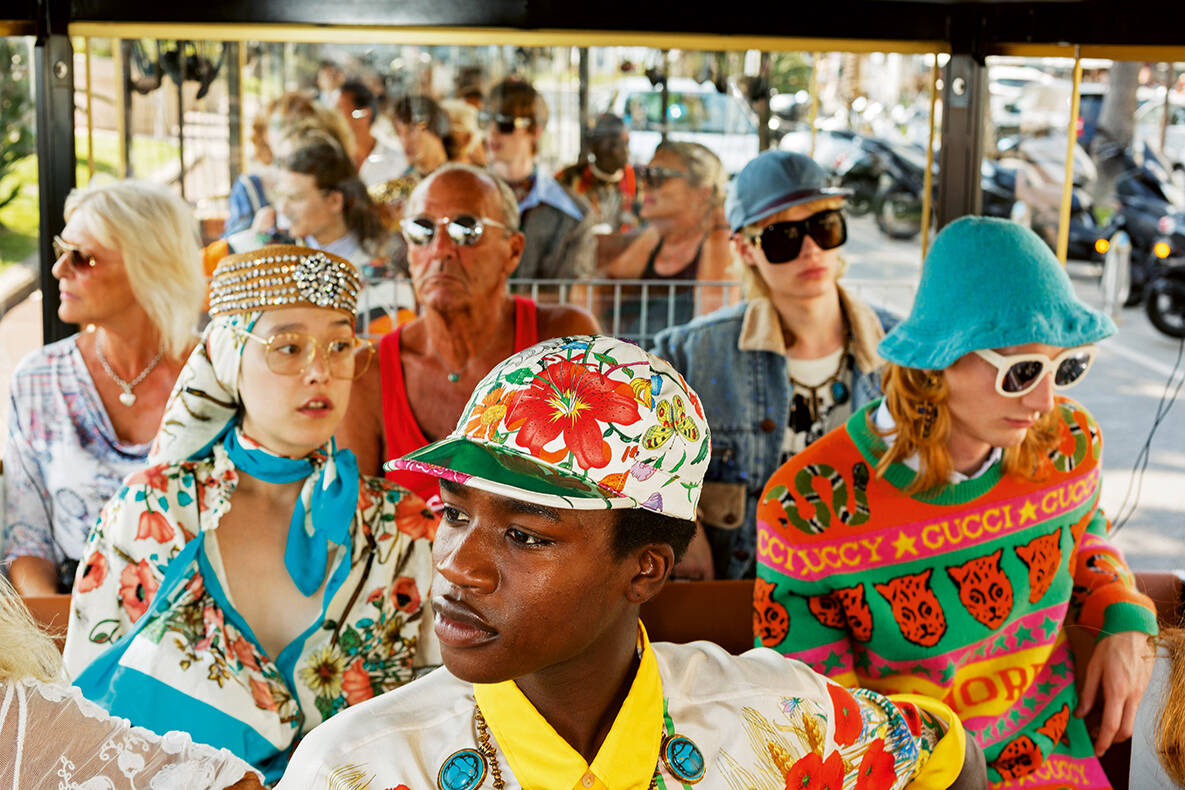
1134, 95, 1185, 188
608, 76, 759, 173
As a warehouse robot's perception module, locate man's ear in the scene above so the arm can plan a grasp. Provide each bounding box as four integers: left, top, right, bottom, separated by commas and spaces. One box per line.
326, 189, 345, 216
502, 230, 525, 277
625, 544, 675, 605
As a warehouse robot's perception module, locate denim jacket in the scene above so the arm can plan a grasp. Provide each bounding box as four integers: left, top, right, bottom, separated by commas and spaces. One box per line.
651, 287, 898, 578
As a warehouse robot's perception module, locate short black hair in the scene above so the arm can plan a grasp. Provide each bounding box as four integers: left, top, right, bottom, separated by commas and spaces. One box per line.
611, 508, 697, 564
339, 79, 377, 125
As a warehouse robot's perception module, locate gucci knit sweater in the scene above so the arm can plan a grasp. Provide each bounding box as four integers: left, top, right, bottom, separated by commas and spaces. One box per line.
755, 398, 1157, 789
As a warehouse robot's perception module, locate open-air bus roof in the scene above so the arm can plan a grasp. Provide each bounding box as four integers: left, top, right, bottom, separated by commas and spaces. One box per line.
6, 0, 1185, 340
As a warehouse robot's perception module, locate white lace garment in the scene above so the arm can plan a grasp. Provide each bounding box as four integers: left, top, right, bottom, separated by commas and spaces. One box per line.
0, 678, 260, 790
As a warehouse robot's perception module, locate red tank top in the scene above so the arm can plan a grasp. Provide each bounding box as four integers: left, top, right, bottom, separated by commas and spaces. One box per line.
380, 296, 539, 507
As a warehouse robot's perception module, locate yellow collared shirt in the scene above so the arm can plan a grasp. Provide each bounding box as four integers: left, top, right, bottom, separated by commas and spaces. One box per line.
473, 625, 662, 790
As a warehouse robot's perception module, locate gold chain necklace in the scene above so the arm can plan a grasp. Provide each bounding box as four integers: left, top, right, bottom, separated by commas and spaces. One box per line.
472, 704, 660, 790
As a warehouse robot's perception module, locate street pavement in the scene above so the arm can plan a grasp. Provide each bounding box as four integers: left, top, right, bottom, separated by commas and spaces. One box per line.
2, 216, 1181, 571
842, 215, 1185, 572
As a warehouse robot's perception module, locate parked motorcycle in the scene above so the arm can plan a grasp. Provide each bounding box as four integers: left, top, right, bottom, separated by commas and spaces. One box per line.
867, 138, 929, 240
1143, 215, 1185, 337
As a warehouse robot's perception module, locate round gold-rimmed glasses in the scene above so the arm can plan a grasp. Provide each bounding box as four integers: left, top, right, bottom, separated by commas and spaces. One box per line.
238, 330, 374, 380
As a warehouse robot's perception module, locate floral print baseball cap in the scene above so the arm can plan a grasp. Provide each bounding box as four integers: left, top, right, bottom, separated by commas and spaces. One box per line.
389, 336, 711, 521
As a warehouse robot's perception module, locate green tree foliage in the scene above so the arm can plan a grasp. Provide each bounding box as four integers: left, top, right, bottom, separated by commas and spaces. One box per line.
0, 39, 35, 215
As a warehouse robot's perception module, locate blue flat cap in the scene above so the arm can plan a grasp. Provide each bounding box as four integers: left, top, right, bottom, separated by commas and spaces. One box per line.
725, 150, 849, 231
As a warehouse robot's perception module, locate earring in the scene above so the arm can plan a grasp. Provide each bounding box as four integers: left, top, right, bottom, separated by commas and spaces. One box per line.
916, 401, 937, 439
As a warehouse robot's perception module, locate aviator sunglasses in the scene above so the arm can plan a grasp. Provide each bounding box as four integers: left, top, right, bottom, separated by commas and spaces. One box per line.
401, 214, 510, 247
746, 208, 847, 263
53, 235, 98, 273
973, 346, 1096, 397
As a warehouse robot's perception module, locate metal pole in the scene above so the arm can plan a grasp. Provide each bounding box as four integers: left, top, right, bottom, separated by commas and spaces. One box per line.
577, 46, 589, 162
1056, 49, 1083, 267
1161, 62, 1172, 153
116, 39, 131, 177
33, 0, 76, 344
935, 54, 986, 229
920, 54, 939, 259
238, 41, 249, 174
756, 51, 771, 152
227, 41, 243, 184
809, 53, 819, 158
659, 50, 669, 145
84, 37, 94, 183
176, 42, 186, 201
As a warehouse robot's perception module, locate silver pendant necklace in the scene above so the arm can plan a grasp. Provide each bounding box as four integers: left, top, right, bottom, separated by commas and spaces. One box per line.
94, 339, 162, 407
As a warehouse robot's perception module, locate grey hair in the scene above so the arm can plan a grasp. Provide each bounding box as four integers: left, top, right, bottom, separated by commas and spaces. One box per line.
653, 141, 727, 207
411, 162, 521, 232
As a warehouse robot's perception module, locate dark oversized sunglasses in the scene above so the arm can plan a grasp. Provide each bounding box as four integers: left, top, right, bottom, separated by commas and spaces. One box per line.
636, 165, 689, 189
973, 347, 1096, 397
400, 214, 510, 247
53, 235, 98, 273
482, 113, 534, 134
747, 208, 847, 263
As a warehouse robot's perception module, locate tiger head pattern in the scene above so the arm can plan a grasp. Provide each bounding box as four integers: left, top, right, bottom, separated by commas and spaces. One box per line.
807, 593, 846, 630
947, 549, 1014, 630
992, 734, 1044, 782
1035, 703, 1071, 747
873, 570, 947, 647
754, 577, 790, 648
1016, 530, 1062, 604
836, 584, 873, 643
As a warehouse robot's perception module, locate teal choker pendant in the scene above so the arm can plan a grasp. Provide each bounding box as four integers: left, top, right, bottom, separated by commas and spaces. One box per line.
660, 733, 705, 783
447, 371, 461, 383
437, 748, 487, 790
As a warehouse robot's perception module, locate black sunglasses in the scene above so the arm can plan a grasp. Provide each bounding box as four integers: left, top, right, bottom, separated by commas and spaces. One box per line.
400, 214, 510, 247
482, 113, 534, 134
747, 209, 847, 263
636, 165, 689, 189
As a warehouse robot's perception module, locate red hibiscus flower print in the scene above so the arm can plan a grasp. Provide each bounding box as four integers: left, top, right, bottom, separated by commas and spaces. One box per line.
76, 551, 108, 594
465, 385, 516, 440
855, 738, 897, 790
342, 658, 374, 706
135, 510, 175, 543
118, 560, 160, 623
826, 683, 863, 746
504, 359, 641, 470
785, 751, 844, 790
250, 677, 277, 712
231, 635, 260, 670
390, 577, 421, 614
394, 495, 438, 540
384, 786, 412, 790
126, 464, 170, 492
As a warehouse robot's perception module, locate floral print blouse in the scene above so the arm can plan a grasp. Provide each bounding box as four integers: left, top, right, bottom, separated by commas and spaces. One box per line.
3, 336, 151, 568
62, 442, 438, 783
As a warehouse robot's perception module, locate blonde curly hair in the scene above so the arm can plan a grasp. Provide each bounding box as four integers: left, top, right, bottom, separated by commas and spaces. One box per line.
874, 363, 1062, 495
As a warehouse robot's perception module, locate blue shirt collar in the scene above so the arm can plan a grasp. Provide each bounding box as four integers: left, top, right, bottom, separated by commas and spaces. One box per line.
519, 168, 585, 222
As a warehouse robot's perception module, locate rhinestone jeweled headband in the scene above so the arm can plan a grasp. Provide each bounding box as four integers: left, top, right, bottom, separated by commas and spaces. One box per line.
208, 245, 362, 317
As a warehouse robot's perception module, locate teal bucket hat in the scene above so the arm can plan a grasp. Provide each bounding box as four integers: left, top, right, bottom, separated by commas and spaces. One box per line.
878, 216, 1116, 370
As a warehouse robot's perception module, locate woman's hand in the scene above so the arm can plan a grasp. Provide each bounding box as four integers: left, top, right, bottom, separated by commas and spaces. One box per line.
1075, 630, 1156, 755
250, 206, 277, 235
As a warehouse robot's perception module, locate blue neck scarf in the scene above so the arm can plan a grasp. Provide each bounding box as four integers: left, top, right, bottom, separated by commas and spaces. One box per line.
223, 427, 359, 596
